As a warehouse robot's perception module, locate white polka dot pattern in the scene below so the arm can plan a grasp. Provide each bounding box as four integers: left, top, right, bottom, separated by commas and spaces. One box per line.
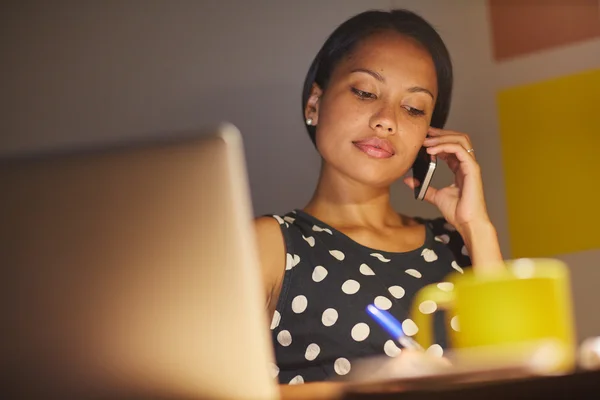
384, 340, 402, 357
313, 225, 333, 235
359, 263, 375, 275
388, 285, 405, 299
322, 308, 338, 327
451, 315, 460, 332
291, 295, 308, 313
341, 279, 360, 294
405, 269, 422, 278
374, 296, 392, 310
421, 248, 438, 262
370, 253, 391, 262
302, 235, 315, 247
277, 330, 292, 347
334, 358, 351, 375
304, 343, 320, 361
418, 300, 437, 314
269, 211, 472, 383
286, 253, 300, 270
451, 261, 464, 274
435, 234, 450, 244
461, 245, 469, 256
270, 310, 281, 330
351, 323, 370, 341
312, 266, 328, 282
426, 344, 444, 358
402, 319, 419, 336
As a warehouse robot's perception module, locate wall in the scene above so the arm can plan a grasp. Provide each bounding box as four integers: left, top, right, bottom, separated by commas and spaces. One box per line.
1, 0, 598, 341
388, 0, 600, 341
1, 0, 393, 217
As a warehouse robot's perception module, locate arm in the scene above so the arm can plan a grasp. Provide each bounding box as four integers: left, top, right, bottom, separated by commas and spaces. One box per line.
254, 218, 348, 397
405, 127, 504, 273
459, 220, 504, 272
253, 216, 287, 313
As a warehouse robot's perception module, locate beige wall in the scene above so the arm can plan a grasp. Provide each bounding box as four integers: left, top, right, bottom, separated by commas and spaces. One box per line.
1, 0, 598, 341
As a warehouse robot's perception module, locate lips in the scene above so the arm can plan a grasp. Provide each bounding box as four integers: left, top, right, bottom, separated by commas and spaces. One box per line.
352, 137, 396, 159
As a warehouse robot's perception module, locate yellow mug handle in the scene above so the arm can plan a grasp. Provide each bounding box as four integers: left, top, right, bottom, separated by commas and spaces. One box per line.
411, 283, 455, 350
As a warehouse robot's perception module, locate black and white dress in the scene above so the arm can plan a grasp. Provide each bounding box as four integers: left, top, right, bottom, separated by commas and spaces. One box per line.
268, 209, 471, 384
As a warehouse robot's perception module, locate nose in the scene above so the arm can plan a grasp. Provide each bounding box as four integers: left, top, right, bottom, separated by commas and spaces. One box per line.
370, 102, 397, 135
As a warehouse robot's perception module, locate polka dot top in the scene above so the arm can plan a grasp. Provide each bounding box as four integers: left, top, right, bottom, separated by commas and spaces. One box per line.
268, 209, 472, 385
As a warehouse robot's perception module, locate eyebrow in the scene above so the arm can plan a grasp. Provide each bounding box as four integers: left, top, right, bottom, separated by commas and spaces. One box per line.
349, 68, 435, 100
407, 86, 435, 100
351, 68, 386, 82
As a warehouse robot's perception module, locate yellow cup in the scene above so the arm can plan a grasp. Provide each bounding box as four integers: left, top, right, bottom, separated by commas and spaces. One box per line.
411, 258, 577, 372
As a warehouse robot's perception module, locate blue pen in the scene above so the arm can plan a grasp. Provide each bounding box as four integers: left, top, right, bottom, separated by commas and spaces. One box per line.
366, 304, 424, 351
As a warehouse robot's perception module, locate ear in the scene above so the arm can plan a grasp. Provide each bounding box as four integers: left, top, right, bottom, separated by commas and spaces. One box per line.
304, 83, 323, 125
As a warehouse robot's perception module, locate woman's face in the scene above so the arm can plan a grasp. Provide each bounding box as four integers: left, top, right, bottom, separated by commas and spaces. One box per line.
307, 31, 438, 188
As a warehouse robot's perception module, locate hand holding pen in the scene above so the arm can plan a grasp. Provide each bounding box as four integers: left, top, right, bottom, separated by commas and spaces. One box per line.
366, 304, 452, 371
366, 304, 425, 351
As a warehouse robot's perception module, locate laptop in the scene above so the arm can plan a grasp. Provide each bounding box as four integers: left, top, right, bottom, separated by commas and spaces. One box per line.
0, 123, 279, 399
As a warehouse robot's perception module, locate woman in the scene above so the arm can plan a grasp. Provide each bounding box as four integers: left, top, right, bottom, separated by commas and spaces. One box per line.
254, 9, 503, 389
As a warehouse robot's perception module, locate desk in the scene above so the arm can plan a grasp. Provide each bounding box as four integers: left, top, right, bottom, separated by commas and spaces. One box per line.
280, 370, 600, 400
342, 369, 600, 399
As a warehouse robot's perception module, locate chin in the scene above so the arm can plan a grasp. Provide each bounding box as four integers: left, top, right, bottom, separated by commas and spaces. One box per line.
345, 166, 401, 189
321, 146, 408, 188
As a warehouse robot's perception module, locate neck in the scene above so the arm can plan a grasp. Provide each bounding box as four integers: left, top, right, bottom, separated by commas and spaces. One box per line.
303, 162, 404, 229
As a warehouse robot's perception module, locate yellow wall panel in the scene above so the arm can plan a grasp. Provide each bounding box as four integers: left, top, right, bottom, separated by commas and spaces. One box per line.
497, 68, 600, 258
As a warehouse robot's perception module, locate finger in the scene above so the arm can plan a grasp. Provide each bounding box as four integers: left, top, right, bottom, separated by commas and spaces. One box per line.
427, 126, 455, 136
424, 133, 475, 160
427, 143, 479, 171
427, 128, 475, 153
391, 349, 453, 372
428, 126, 467, 137
425, 144, 461, 173
435, 153, 462, 174
423, 134, 472, 150
445, 154, 461, 174
403, 176, 418, 189
437, 152, 448, 162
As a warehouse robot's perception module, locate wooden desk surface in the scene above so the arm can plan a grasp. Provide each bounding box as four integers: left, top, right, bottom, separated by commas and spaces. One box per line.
342, 369, 600, 400
280, 369, 600, 400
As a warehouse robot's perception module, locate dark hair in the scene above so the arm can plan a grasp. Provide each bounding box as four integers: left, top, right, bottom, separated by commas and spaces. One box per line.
302, 9, 453, 145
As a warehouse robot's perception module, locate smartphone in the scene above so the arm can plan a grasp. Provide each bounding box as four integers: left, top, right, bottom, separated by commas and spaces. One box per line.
412, 146, 437, 201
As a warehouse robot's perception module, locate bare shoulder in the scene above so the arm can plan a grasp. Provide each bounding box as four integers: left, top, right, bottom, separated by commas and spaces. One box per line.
254, 217, 286, 260
253, 216, 286, 311
254, 216, 284, 240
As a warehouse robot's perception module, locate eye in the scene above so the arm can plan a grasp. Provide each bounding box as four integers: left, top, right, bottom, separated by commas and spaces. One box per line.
351, 87, 377, 100
404, 106, 425, 117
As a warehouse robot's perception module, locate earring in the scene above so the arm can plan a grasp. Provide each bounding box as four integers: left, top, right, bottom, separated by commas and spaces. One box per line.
306, 118, 313, 126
